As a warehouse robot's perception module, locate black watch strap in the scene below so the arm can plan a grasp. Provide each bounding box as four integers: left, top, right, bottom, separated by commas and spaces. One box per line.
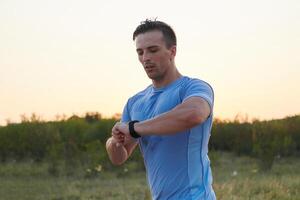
128, 120, 141, 138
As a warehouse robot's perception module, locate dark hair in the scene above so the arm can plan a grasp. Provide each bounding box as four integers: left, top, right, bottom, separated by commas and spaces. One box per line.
133, 19, 177, 48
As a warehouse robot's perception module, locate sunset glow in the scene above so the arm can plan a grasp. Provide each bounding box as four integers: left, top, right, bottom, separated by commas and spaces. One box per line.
1, 0, 299, 125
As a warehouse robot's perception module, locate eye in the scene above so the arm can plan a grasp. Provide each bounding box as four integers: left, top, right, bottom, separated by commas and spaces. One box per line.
149, 48, 158, 53
137, 50, 143, 56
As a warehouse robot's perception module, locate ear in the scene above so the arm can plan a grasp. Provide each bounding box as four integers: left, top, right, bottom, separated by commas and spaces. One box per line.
169, 45, 176, 57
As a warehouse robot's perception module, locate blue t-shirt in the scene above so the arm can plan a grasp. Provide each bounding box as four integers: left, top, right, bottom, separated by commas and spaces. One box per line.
121, 76, 216, 200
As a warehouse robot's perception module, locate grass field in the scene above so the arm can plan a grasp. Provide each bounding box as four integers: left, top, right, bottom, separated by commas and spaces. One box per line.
0, 152, 299, 200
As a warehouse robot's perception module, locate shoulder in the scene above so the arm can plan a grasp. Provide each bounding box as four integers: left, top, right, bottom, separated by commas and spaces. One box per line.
180, 76, 214, 97
182, 76, 214, 92
179, 76, 214, 107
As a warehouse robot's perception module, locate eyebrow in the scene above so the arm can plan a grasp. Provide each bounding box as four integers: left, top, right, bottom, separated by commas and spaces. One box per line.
136, 45, 159, 51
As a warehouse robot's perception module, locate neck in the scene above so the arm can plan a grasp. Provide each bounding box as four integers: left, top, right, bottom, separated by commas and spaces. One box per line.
152, 66, 182, 88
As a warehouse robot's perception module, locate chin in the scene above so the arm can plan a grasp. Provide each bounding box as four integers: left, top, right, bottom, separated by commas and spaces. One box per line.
147, 74, 163, 82
145, 72, 155, 79
146, 74, 155, 80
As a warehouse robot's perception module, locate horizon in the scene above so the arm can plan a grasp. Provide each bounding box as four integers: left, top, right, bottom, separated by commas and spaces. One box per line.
2, 111, 300, 127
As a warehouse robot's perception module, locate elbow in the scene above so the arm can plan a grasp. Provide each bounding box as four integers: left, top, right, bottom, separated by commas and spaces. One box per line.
110, 158, 125, 166
106, 140, 127, 166
107, 152, 127, 165
107, 152, 127, 166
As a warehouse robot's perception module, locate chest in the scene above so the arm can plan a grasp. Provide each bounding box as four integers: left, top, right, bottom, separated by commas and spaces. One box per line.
130, 88, 182, 120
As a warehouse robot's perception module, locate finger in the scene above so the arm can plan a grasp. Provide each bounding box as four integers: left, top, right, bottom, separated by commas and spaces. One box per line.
112, 121, 121, 132
112, 127, 120, 135
112, 134, 121, 141
112, 131, 120, 137
112, 127, 124, 136
112, 133, 124, 141
112, 131, 125, 139
118, 136, 125, 142
110, 137, 124, 145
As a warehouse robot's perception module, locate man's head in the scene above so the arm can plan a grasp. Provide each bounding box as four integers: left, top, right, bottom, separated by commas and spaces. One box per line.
133, 20, 178, 84
133, 20, 177, 49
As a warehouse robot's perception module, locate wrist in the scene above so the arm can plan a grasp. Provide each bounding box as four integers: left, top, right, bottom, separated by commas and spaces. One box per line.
134, 122, 143, 136
128, 120, 141, 138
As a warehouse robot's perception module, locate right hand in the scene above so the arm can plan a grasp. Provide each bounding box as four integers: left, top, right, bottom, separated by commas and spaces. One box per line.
112, 122, 126, 146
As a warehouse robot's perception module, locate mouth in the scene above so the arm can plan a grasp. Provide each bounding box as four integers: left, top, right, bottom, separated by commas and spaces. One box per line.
144, 63, 156, 69
144, 66, 155, 73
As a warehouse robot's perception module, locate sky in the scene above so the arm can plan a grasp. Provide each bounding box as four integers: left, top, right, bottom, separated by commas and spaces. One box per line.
0, 0, 299, 125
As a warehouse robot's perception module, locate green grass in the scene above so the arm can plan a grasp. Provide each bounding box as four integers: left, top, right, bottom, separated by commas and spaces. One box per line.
0, 152, 299, 200
210, 152, 300, 200
0, 175, 149, 200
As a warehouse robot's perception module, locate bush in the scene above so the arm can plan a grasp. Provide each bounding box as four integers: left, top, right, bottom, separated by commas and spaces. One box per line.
0, 113, 299, 174
251, 119, 297, 171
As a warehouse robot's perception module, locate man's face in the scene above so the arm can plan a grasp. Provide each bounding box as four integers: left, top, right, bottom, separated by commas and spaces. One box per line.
135, 30, 176, 81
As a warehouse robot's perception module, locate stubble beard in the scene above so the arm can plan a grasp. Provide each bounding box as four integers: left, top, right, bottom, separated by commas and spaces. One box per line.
146, 69, 166, 83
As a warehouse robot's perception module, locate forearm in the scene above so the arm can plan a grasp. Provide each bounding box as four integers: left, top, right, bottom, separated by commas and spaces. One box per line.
135, 98, 208, 135
105, 137, 128, 165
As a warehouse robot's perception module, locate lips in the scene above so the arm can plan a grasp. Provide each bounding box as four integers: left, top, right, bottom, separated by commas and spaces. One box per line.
145, 66, 155, 73
144, 63, 155, 69
145, 66, 155, 69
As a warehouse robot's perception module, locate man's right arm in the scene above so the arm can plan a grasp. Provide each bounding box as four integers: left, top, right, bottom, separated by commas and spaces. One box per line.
105, 137, 138, 165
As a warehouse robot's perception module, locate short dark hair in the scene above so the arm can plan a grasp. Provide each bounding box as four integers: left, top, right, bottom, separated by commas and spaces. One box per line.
133, 19, 177, 48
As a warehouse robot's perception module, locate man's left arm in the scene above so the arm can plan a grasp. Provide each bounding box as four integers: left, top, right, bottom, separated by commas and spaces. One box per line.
117, 96, 210, 136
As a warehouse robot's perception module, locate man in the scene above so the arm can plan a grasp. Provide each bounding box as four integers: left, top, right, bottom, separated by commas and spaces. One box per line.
106, 20, 216, 200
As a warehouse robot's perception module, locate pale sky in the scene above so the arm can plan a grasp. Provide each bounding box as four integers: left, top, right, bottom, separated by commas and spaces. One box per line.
1, 0, 299, 125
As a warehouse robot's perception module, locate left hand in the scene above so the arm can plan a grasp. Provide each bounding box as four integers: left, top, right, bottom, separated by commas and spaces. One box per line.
113, 122, 135, 145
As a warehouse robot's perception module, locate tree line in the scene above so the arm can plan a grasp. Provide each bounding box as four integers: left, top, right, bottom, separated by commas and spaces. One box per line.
0, 113, 299, 173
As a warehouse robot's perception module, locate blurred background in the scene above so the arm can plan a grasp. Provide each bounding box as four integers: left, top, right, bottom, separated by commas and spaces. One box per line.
0, 0, 299, 199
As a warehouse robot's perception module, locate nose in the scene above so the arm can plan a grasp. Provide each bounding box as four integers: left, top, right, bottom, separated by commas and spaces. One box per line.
142, 52, 151, 63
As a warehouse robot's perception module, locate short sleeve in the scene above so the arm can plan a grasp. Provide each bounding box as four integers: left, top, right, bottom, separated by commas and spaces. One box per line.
181, 79, 214, 113
121, 100, 131, 123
